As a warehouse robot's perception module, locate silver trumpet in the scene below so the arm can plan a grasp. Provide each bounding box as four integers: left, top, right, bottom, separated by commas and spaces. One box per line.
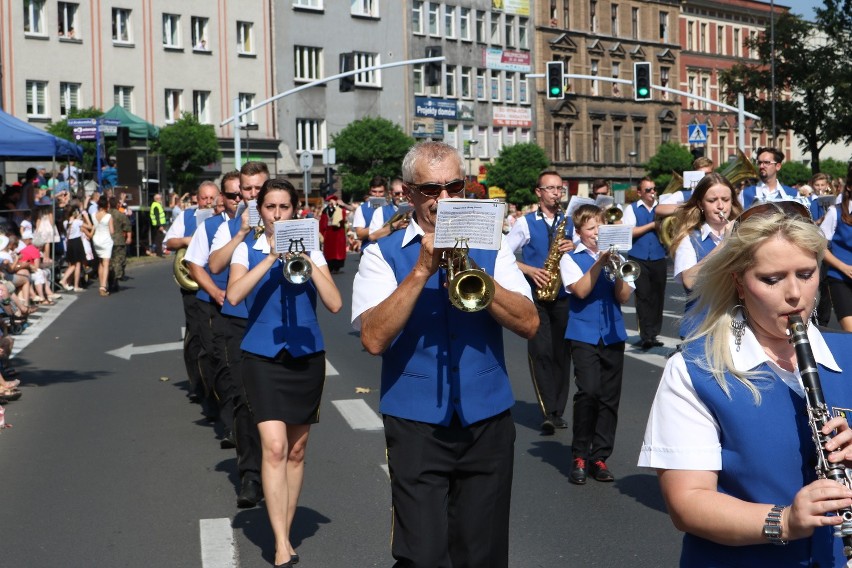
604, 245, 641, 283
718, 210, 728, 223
282, 238, 312, 285
443, 238, 495, 312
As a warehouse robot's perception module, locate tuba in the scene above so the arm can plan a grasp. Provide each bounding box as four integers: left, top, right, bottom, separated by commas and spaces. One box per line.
717, 148, 758, 188
444, 238, 495, 312
604, 206, 623, 224
659, 171, 685, 249
536, 206, 569, 302
282, 239, 312, 285
173, 248, 199, 291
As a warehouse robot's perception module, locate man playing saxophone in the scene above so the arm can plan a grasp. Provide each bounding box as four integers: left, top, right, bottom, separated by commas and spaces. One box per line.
505, 170, 575, 433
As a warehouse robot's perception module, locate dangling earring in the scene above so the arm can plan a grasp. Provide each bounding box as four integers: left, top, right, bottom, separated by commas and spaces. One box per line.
811, 296, 819, 326
729, 303, 747, 352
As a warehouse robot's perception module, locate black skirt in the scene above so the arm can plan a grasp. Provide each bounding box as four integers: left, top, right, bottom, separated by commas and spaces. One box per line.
241, 349, 326, 425
65, 237, 86, 264
828, 277, 852, 320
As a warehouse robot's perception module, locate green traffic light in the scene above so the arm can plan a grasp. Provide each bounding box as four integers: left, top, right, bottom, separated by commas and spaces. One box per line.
638, 87, 649, 97
550, 86, 561, 95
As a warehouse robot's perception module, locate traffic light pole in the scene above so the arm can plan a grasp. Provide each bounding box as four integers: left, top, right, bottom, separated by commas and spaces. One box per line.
529, 72, 759, 151
222, 56, 446, 167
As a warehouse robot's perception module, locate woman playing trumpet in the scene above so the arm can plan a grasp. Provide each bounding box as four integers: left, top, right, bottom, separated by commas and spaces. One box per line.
227, 178, 342, 568
670, 173, 742, 339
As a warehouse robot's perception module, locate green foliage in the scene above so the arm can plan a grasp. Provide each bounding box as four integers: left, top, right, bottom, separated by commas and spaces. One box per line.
777, 160, 813, 187
156, 113, 222, 193
46, 107, 110, 175
484, 143, 550, 206
330, 117, 414, 201
644, 142, 694, 190
819, 158, 850, 181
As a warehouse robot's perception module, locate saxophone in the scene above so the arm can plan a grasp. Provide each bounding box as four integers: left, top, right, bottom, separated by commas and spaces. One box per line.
535, 206, 569, 302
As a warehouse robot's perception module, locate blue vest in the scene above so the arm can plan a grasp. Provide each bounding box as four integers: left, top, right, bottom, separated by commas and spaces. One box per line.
376, 231, 513, 426
359, 202, 378, 245
740, 184, 798, 209
629, 202, 666, 260
679, 332, 852, 567
219, 217, 251, 319
521, 211, 574, 300
681, 190, 693, 202
810, 196, 831, 221
196, 215, 228, 304
828, 204, 852, 282
679, 231, 718, 338
182, 208, 199, 238
564, 250, 626, 345
239, 244, 324, 358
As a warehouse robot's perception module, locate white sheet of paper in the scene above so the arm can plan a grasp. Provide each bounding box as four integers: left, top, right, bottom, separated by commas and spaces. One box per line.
594, 195, 615, 209
247, 200, 260, 227
368, 197, 388, 208
434, 198, 506, 250
195, 208, 214, 224
274, 219, 320, 253
395, 202, 414, 216
597, 224, 634, 252
566, 196, 596, 219
682, 170, 706, 190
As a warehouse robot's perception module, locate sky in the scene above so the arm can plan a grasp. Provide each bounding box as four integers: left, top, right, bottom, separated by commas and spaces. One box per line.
779, 0, 823, 20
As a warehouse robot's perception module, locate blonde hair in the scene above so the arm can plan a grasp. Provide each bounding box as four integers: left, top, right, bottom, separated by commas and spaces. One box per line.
687, 208, 826, 402
669, 173, 742, 253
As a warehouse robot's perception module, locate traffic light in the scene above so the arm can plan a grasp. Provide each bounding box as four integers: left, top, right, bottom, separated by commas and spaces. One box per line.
546, 61, 564, 100
633, 62, 652, 101
339, 53, 354, 92
425, 46, 442, 87
320, 167, 336, 196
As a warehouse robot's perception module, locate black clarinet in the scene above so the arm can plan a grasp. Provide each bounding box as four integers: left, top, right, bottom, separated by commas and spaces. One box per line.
788, 315, 852, 559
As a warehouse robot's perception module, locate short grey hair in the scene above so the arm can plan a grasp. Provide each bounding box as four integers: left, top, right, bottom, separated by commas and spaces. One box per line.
401, 141, 464, 183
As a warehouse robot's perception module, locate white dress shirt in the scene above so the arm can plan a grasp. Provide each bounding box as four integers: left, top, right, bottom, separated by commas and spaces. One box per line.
559, 243, 636, 292
620, 200, 657, 227
820, 201, 852, 241
672, 224, 723, 284
184, 213, 229, 266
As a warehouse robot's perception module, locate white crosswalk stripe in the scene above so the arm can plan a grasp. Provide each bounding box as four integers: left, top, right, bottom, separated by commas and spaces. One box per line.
332, 399, 384, 431
199, 518, 237, 568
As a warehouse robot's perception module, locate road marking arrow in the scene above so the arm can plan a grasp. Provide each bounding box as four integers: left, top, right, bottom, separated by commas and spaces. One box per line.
107, 341, 183, 360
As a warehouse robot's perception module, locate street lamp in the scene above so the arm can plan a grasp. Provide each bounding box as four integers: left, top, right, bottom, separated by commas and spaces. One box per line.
466, 139, 479, 181
240, 122, 259, 162
628, 150, 638, 189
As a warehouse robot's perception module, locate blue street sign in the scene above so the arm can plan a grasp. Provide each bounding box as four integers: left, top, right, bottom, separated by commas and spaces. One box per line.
687, 124, 707, 144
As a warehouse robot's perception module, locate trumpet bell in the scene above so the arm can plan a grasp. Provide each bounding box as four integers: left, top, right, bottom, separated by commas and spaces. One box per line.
618, 260, 641, 283
283, 253, 312, 285
605, 206, 623, 224
449, 269, 495, 312
173, 248, 199, 291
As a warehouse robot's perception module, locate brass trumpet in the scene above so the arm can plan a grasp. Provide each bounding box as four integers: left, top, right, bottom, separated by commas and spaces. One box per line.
603, 245, 641, 283
444, 238, 495, 312
282, 238, 312, 285
604, 206, 623, 224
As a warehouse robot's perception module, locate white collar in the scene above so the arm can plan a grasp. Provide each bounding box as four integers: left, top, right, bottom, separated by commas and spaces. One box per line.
699, 223, 724, 242
252, 234, 273, 254
731, 315, 842, 375
401, 218, 426, 247
573, 241, 600, 259
636, 199, 657, 211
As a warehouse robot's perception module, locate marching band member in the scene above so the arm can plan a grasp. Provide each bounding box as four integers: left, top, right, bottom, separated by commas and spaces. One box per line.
639, 201, 852, 567
739, 147, 798, 208
656, 157, 714, 218
366, 176, 410, 242
227, 178, 342, 568
350, 175, 389, 250
559, 205, 634, 485
669, 173, 741, 339
820, 166, 852, 332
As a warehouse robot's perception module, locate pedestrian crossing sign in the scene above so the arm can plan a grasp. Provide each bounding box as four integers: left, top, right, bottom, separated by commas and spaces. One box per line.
688, 124, 707, 144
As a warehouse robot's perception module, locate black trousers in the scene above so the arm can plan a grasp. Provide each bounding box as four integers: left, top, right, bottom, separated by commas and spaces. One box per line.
630, 256, 667, 342
200, 301, 233, 433
527, 296, 571, 417
817, 262, 832, 327
570, 340, 625, 462
223, 315, 262, 480
152, 226, 165, 256
181, 291, 208, 403
384, 411, 515, 568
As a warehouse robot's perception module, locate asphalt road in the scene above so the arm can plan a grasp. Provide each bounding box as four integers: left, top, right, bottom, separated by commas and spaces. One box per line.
1, 252, 729, 567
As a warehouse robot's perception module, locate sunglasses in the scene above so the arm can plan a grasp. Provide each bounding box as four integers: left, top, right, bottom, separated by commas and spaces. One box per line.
736, 200, 813, 226
405, 179, 466, 198
223, 192, 241, 200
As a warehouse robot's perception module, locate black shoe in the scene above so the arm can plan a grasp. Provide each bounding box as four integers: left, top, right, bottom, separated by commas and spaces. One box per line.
220, 431, 236, 449
540, 416, 556, 434
291, 554, 300, 565
641, 340, 655, 351
589, 459, 615, 482
273, 562, 294, 568
650, 339, 664, 348
551, 415, 568, 429
569, 457, 587, 485
237, 477, 263, 508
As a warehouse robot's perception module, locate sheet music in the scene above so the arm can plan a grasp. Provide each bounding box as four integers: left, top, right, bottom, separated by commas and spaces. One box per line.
597, 224, 634, 252
594, 195, 615, 210
682, 170, 706, 190
195, 208, 214, 224
247, 200, 260, 227
273, 219, 320, 253
566, 196, 596, 219
368, 197, 388, 208
395, 202, 414, 216
434, 198, 506, 250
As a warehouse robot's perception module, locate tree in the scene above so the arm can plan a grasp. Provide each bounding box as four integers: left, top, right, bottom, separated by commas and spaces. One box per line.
46, 107, 112, 177
719, 12, 850, 174
484, 143, 550, 206
777, 160, 812, 187
643, 141, 694, 191
819, 158, 850, 182
155, 112, 221, 193
330, 117, 414, 201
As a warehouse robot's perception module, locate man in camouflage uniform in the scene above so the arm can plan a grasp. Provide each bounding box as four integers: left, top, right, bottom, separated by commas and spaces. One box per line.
109, 196, 132, 291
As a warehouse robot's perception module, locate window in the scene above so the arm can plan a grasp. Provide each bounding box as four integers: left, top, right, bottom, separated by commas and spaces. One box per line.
590, 0, 597, 32
592, 125, 601, 162
733, 28, 741, 57
749, 30, 757, 58
445, 65, 456, 97
351, 0, 378, 18
701, 76, 709, 109
237, 21, 254, 54
412, 1, 424, 34
353, 52, 381, 87
611, 4, 618, 36
163, 14, 180, 48
476, 69, 486, 101
444, 124, 458, 148
294, 0, 322, 8
475, 11, 486, 43
520, 128, 531, 144
59, 82, 80, 117
477, 127, 488, 158
489, 13, 500, 44
428, 3, 439, 36
296, 118, 325, 153
444, 5, 456, 39
490, 70, 501, 102
613, 126, 622, 162
504, 72, 515, 102
590, 59, 599, 96
26, 80, 48, 117
519, 17, 528, 49
460, 66, 472, 99
504, 15, 514, 47
519, 75, 529, 104
294, 46, 322, 81
611, 62, 621, 97
504, 129, 516, 147
24, 0, 45, 35
717, 25, 724, 55
192, 91, 210, 123
719, 134, 728, 160
687, 21, 694, 50
659, 12, 668, 43
460, 8, 471, 41
700, 23, 707, 52
114, 85, 133, 111
413, 65, 425, 94
165, 89, 182, 123
631, 7, 638, 39
633, 127, 642, 160
554, 123, 572, 162
491, 127, 502, 156
239, 93, 255, 125
192, 17, 209, 50
112, 8, 131, 43
58, 2, 79, 39
661, 128, 671, 143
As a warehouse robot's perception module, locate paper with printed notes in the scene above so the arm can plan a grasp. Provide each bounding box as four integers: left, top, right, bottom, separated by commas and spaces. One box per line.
434, 198, 506, 250
597, 224, 634, 252
273, 219, 320, 254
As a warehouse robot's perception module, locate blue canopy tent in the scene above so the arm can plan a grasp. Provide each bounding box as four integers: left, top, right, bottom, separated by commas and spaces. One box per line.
0, 108, 83, 160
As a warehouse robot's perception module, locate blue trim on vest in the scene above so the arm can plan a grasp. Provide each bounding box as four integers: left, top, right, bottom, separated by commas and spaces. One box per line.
375, 231, 513, 426
219, 218, 252, 319
359, 202, 377, 245
679, 231, 717, 338
520, 211, 573, 300
681, 190, 693, 201
183, 208, 198, 238
828, 204, 852, 282
679, 332, 852, 567
239, 243, 323, 358
741, 184, 798, 209
629, 202, 666, 260
196, 215, 228, 303
564, 250, 626, 345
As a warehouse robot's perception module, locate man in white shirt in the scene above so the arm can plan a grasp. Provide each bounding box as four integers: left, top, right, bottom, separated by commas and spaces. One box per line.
739, 147, 797, 208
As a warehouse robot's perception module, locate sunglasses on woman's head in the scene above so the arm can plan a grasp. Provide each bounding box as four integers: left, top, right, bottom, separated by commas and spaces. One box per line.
405, 179, 466, 198
736, 200, 813, 226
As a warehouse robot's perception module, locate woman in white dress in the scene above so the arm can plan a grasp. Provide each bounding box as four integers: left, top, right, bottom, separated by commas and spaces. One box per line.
92, 195, 114, 296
